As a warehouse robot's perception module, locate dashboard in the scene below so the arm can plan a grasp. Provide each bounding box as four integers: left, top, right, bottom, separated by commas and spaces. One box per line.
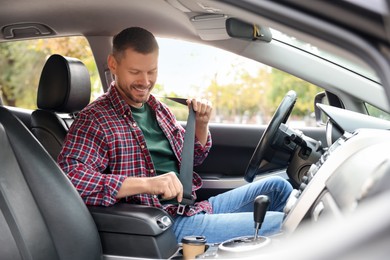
282, 104, 390, 233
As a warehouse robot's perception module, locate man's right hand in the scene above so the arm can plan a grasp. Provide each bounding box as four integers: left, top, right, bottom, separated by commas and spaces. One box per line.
116, 171, 183, 203
147, 172, 183, 202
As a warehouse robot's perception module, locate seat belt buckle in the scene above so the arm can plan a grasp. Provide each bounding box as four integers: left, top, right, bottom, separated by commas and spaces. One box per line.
176, 196, 194, 215
177, 204, 186, 215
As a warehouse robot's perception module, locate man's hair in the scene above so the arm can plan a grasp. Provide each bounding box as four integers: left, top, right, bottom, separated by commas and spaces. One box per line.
112, 27, 159, 60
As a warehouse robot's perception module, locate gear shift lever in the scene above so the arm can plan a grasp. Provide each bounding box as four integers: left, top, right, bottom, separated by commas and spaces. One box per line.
253, 195, 270, 240
216, 195, 272, 257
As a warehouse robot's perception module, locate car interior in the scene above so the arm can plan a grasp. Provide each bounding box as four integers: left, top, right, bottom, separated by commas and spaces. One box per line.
1, 0, 390, 259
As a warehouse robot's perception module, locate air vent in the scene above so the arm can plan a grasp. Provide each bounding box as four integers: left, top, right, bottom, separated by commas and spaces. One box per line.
2, 23, 55, 39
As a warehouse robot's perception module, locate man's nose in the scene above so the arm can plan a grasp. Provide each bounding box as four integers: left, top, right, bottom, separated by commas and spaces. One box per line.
136, 73, 150, 85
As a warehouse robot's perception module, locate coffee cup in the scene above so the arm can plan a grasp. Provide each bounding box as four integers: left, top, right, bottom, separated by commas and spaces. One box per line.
181, 236, 207, 259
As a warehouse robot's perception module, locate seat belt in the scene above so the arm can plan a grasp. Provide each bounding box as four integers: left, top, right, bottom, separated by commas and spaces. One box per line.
166, 97, 195, 215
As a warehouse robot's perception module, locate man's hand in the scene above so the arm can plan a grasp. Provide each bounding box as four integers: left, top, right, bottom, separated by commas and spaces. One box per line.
117, 172, 183, 202
187, 98, 212, 146
147, 172, 183, 202
187, 98, 213, 125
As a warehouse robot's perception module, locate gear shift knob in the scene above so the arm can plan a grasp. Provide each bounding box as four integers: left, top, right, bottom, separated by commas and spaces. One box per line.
254, 195, 270, 239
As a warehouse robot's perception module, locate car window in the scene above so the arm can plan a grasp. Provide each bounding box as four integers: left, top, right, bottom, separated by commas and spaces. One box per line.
155, 38, 321, 127
365, 103, 390, 120
0, 36, 103, 109
271, 29, 380, 83
0, 36, 321, 127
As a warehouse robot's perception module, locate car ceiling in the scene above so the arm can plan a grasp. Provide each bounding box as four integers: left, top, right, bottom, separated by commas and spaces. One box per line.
0, 0, 218, 41
4, 0, 385, 43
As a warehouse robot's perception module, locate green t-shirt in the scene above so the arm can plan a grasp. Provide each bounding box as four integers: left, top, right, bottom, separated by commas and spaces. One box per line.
130, 104, 179, 175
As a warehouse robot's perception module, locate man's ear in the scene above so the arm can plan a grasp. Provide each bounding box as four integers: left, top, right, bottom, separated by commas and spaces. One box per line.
107, 54, 117, 75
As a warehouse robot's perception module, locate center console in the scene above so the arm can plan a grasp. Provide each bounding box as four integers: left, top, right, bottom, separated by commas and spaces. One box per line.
88, 203, 178, 259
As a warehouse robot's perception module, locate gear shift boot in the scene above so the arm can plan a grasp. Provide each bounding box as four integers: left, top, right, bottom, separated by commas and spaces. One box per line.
217, 236, 270, 257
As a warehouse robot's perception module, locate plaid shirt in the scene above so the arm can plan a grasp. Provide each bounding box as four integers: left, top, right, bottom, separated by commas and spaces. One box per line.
58, 84, 213, 217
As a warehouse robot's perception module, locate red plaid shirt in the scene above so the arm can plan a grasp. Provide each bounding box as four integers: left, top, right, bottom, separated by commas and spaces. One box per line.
58, 84, 213, 217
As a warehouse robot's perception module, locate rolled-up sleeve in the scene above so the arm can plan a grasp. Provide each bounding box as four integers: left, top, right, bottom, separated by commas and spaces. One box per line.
194, 131, 212, 166
58, 113, 126, 206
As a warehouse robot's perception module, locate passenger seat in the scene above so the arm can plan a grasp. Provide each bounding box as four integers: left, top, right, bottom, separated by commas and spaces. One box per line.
31, 54, 91, 160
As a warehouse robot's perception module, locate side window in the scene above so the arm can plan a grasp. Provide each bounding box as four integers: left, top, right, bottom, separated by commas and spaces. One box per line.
365, 103, 390, 120
0, 36, 103, 109
155, 38, 321, 127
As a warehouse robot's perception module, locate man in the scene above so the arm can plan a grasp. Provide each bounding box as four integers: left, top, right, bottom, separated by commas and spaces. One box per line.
58, 27, 292, 243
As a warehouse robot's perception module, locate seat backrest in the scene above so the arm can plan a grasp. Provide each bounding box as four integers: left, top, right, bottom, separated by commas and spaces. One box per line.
31, 54, 91, 160
0, 105, 102, 259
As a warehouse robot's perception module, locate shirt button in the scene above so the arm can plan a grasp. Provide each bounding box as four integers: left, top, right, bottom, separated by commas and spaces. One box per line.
153, 195, 157, 199
123, 114, 127, 118
141, 145, 145, 149
150, 169, 154, 174
132, 123, 136, 127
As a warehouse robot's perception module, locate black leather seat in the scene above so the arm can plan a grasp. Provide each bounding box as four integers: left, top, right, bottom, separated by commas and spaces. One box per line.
31, 54, 91, 160
0, 105, 103, 259
0, 104, 178, 259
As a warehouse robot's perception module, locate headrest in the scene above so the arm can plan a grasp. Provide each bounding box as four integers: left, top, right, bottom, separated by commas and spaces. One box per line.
37, 54, 91, 113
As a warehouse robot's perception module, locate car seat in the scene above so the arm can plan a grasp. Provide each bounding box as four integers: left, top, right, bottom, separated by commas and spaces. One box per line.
0, 105, 102, 259
30, 54, 91, 160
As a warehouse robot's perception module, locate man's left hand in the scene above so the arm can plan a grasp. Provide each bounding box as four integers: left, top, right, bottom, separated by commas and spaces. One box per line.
187, 98, 213, 125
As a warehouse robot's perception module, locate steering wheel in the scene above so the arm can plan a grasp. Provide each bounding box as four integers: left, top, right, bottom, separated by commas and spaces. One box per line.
244, 90, 297, 182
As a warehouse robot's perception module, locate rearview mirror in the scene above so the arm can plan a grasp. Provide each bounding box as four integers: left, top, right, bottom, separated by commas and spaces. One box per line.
226, 18, 272, 42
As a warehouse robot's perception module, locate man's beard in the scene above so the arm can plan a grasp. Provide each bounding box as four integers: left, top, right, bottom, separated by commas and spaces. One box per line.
119, 81, 154, 105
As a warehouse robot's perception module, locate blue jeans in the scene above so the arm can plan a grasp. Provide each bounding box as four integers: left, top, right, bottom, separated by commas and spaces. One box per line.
172, 176, 293, 243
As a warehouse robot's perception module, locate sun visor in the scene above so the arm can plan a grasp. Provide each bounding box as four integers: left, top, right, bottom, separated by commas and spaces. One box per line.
191, 14, 230, 41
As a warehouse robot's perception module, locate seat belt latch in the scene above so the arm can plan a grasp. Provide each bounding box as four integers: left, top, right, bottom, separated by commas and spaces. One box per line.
177, 196, 194, 215
177, 204, 186, 215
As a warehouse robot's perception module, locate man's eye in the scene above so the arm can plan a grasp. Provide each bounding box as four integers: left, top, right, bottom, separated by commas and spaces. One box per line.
129, 71, 139, 75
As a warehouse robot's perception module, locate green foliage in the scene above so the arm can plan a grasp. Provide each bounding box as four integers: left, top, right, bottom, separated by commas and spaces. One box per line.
204, 66, 321, 124
0, 37, 102, 108
0, 42, 46, 107
268, 68, 321, 117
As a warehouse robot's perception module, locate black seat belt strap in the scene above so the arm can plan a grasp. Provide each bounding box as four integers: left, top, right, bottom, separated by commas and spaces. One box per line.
178, 106, 195, 214
166, 97, 195, 215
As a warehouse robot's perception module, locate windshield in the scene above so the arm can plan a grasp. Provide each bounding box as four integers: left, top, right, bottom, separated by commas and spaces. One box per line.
271, 29, 380, 83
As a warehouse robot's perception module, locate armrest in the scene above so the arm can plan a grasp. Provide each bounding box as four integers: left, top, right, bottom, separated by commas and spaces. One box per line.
88, 203, 174, 236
